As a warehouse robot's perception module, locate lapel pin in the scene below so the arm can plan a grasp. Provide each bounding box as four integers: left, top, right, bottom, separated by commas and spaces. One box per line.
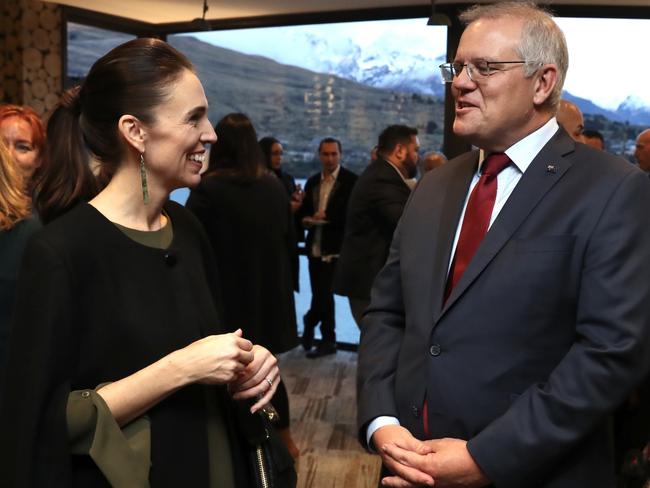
546, 164, 557, 174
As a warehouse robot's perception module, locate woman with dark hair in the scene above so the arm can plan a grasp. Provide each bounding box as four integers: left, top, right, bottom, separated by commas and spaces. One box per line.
187, 114, 300, 458
0, 39, 294, 487
33, 87, 100, 224
259, 136, 304, 291
259, 137, 304, 212
0, 104, 46, 192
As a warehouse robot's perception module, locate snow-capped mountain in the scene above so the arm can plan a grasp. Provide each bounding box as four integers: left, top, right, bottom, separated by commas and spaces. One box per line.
198, 28, 448, 98
566, 92, 650, 126
194, 27, 650, 126
298, 33, 447, 97
617, 95, 650, 125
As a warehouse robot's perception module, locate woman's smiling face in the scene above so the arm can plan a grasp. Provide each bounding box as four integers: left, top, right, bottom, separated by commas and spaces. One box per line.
142, 69, 217, 191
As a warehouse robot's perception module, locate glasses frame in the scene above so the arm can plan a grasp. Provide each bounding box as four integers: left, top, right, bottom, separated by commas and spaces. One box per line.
439, 60, 528, 83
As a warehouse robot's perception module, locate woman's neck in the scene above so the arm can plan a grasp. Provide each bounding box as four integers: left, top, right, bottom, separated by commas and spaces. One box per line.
89, 164, 168, 231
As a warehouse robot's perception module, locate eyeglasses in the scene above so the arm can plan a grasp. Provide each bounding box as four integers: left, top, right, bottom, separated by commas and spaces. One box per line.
439, 60, 528, 83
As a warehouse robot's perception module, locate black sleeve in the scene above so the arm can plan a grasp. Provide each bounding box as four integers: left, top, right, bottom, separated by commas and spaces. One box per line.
0, 236, 76, 487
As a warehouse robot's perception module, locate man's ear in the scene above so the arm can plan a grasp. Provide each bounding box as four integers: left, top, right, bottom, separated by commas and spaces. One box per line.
117, 114, 147, 154
532, 64, 558, 107
394, 143, 406, 162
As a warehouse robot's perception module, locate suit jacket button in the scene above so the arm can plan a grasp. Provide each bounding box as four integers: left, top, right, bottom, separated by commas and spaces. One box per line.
412, 406, 420, 418
429, 344, 441, 356
164, 252, 177, 266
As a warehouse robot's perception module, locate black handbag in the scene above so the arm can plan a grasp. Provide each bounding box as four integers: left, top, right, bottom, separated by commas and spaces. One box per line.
620, 448, 650, 488
235, 401, 297, 488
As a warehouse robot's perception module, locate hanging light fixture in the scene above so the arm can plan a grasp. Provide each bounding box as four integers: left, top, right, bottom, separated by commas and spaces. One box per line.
190, 0, 211, 31
427, 0, 451, 26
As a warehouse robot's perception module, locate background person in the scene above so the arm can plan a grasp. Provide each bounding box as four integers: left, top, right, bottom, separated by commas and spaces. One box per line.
335, 125, 418, 326
299, 137, 357, 358
259, 136, 304, 214
187, 113, 300, 459
635, 128, 650, 173
259, 135, 304, 291
556, 98, 585, 142
0, 104, 45, 192
583, 129, 605, 150
420, 150, 447, 174
0, 39, 292, 487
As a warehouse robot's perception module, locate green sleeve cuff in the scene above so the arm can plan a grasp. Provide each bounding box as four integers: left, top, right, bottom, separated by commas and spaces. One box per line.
66, 388, 151, 487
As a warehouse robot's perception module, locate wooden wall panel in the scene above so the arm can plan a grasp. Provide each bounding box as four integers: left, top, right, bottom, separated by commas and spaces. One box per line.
1, 0, 62, 117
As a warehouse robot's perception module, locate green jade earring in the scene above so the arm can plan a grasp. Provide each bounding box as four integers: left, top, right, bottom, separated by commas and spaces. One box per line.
140, 153, 150, 204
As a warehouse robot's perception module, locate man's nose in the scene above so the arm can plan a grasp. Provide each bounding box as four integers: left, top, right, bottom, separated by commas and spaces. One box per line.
452, 66, 475, 90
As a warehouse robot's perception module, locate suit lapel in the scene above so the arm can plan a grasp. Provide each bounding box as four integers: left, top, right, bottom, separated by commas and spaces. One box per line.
430, 151, 479, 321
439, 131, 575, 318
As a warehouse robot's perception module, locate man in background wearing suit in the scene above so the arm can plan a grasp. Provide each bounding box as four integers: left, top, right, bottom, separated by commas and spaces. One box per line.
300, 137, 357, 358
357, 3, 650, 488
335, 125, 419, 326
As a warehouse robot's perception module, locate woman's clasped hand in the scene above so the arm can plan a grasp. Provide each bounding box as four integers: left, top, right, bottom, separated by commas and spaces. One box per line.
172, 328, 280, 413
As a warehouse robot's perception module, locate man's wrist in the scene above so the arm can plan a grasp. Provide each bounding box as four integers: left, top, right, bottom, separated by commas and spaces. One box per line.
367, 416, 401, 451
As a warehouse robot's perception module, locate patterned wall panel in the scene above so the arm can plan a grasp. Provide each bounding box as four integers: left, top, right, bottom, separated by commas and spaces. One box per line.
1, 0, 62, 116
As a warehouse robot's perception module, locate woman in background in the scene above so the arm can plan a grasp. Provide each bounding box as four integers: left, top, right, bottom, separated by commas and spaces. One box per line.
0, 39, 293, 487
259, 136, 304, 291
0, 104, 45, 192
188, 114, 300, 458
259, 136, 303, 213
0, 140, 40, 394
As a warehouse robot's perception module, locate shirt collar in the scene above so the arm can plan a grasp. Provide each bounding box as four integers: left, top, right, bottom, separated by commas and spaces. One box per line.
382, 158, 413, 188
321, 164, 341, 181
479, 117, 559, 174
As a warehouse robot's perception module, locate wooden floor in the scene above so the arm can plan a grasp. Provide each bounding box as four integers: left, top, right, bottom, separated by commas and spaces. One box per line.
278, 347, 382, 488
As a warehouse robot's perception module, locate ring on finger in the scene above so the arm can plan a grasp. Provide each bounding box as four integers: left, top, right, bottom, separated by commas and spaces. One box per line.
266, 377, 273, 389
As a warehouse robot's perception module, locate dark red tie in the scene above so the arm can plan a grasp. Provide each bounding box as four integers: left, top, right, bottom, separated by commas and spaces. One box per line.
424, 152, 510, 438
444, 152, 511, 303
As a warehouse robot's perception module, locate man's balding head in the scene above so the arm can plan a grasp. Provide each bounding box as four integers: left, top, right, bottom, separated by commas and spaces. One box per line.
635, 129, 650, 172
556, 100, 584, 142
420, 151, 447, 174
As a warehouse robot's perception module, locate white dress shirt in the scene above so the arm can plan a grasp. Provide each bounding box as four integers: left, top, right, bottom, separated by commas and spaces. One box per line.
312, 165, 340, 260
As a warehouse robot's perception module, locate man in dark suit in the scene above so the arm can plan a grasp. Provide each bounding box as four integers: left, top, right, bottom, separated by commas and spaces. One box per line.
357, 3, 650, 488
334, 125, 419, 326
300, 137, 357, 358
